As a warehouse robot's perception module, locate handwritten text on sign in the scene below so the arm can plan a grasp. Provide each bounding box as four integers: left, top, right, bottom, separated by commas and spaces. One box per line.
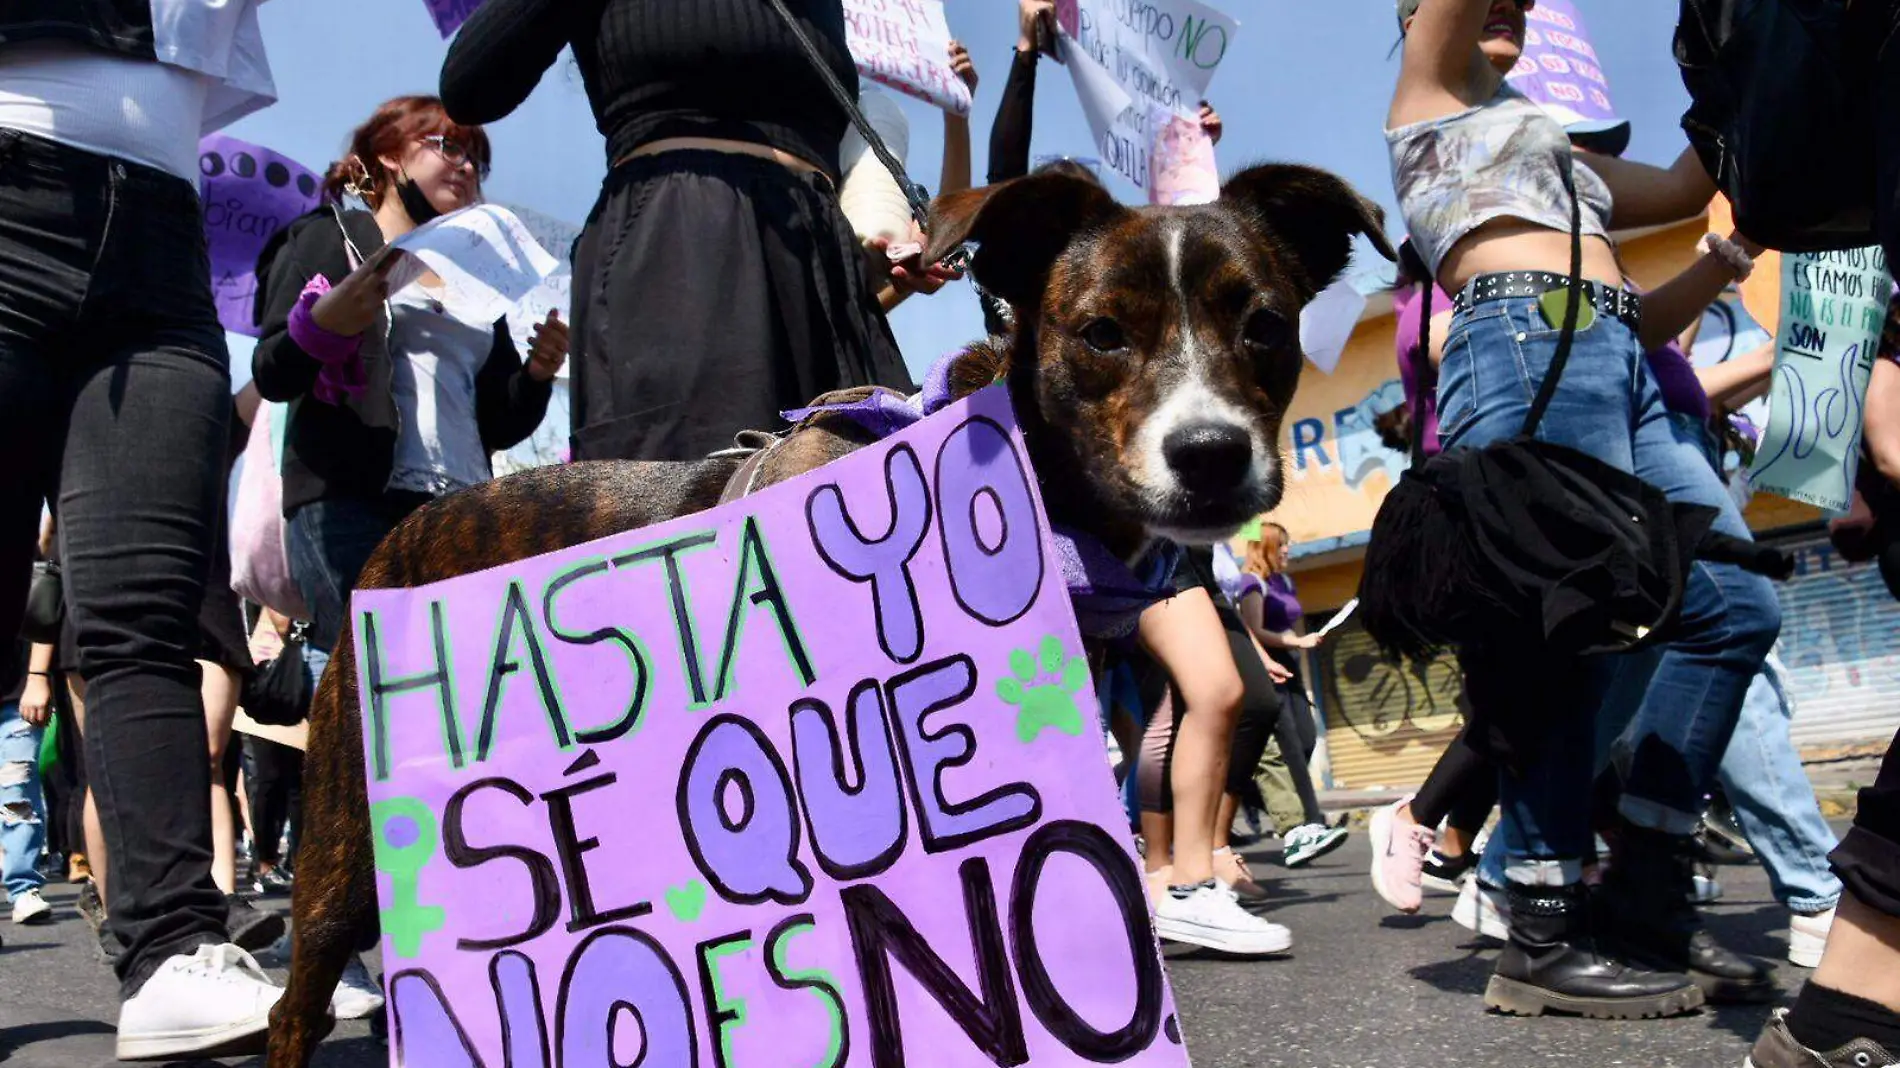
199, 135, 321, 337
844, 0, 973, 116
1506, 0, 1620, 128
1752, 246, 1893, 512
1062, 0, 1238, 194
354, 387, 1188, 1067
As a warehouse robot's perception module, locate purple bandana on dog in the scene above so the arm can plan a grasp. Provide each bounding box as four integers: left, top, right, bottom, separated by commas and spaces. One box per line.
783, 358, 1179, 639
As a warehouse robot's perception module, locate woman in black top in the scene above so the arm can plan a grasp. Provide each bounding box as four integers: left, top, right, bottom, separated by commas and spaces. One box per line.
442, 0, 915, 464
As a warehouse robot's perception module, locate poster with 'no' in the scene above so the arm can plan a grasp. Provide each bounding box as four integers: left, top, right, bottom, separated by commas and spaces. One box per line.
354, 386, 1190, 1068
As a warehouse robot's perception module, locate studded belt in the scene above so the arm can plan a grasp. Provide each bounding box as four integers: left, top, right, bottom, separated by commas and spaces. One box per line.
1453, 271, 1642, 332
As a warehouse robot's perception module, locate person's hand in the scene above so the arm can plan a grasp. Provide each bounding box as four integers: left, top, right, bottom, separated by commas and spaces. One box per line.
1199, 101, 1224, 146
1265, 657, 1294, 685
1289, 632, 1322, 651
880, 221, 965, 299
525, 310, 569, 382
949, 40, 979, 93
1019, 0, 1057, 53
20, 674, 52, 728
310, 249, 405, 337
1728, 230, 1766, 258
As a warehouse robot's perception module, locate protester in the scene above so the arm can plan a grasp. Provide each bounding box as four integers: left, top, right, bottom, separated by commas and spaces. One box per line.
1134, 546, 1296, 954
252, 95, 563, 658
3, 636, 52, 928
240, 609, 304, 898
981, 0, 1224, 336
1229, 530, 1350, 867
1385, 0, 1783, 1017
441, 0, 917, 464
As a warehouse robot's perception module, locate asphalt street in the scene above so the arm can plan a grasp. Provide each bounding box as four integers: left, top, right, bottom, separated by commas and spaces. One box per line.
0, 830, 1807, 1068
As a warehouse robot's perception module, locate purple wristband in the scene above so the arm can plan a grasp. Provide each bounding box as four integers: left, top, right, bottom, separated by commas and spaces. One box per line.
287, 277, 368, 405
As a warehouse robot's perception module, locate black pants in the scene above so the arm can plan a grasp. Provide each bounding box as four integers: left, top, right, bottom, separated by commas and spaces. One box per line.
242, 734, 303, 867
1271, 678, 1328, 828
0, 129, 232, 998
1833, 725, 1900, 919
569, 150, 912, 463
1411, 720, 1500, 837
1224, 618, 1284, 801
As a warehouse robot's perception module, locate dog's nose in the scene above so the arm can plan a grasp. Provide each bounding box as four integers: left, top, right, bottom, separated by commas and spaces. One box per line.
1162, 422, 1254, 496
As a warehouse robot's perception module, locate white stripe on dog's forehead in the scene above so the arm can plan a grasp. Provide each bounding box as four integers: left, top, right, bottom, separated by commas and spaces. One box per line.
1164, 219, 1189, 309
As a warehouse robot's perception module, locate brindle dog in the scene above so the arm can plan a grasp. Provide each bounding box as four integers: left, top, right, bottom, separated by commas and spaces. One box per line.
267, 164, 1394, 1066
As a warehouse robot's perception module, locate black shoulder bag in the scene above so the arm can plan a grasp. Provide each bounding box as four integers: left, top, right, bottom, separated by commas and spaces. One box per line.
242, 621, 311, 727
22, 559, 63, 644
1359, 156, 1782, 665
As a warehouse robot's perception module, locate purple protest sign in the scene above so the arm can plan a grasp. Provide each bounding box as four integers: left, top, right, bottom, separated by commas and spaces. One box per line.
422, 0, 483, 37
199, 135, 321, 336
1506, 0, 1628, 150
353, 386, 1190, 1068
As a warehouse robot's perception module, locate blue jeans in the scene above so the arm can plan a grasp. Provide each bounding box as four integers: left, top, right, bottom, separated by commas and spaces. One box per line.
1438, 296, 1781, 883
1, 701, 46, 900
1597, 649, 1843, 912
286, 493, 426, 653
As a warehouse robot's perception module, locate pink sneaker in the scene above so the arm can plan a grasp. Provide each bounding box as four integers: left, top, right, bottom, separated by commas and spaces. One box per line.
1368, 797, 1435, 914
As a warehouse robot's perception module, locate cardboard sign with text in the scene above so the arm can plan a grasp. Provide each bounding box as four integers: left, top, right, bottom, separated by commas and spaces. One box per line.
354, 387, 1189, 1067
1061, 0, 1237, 197
1752, 246, 1893, 512
844, 0, 973, 116
198, 135, 322, 336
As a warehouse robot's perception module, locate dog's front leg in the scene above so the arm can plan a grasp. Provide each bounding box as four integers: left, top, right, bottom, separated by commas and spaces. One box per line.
267, 641, 380, 1067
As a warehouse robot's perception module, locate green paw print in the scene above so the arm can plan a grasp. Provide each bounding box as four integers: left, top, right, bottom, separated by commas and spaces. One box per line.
996, 636, 1090, 743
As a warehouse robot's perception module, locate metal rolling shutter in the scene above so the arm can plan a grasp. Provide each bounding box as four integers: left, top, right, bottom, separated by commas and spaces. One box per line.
1772, 534, 1900, 753
1313, 618, 1469, 790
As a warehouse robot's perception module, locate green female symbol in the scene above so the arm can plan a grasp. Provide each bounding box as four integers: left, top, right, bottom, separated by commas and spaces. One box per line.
371, 797, 447, 959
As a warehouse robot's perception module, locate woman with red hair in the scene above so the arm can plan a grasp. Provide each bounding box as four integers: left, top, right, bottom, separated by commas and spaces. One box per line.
253, 95, 566, 663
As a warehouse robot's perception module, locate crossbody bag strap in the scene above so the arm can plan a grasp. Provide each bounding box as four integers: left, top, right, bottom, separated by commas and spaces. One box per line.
1521, 152, 1585, 438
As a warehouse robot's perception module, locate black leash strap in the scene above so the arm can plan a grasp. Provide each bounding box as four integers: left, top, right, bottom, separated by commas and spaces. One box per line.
760, 0, 933, 229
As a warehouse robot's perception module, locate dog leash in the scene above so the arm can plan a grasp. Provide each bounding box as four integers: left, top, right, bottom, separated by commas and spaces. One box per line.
760, 0, 972, 273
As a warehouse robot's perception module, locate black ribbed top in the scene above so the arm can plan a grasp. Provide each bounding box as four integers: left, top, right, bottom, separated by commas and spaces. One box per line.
441, 0, 857, 179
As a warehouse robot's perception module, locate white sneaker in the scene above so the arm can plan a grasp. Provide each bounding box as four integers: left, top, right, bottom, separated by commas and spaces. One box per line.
331, 955, 386, 1020
1690, 873, 1724, 905
1788, 906, 1836, 969
116, 943, 283, 1060
1152, 881, 1292, 956
1451, 876, 1510, 941
11, 888, 52, 925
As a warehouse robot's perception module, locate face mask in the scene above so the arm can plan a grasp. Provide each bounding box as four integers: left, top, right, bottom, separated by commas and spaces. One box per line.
394, 169, 442, 226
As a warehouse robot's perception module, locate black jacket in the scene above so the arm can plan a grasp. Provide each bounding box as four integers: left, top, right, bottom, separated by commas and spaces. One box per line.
251, 206, 552, 515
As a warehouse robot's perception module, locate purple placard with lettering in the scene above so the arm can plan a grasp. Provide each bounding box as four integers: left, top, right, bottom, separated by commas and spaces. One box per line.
1507, 0, 1623, 133
353, 386, 1190, 1068
199, 135, 321, 336
423, 0, 483, 37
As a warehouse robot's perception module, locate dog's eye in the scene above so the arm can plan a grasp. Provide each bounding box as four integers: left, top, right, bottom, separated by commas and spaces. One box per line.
1243, 310, 1291, 351
1079, 318, 1128, 354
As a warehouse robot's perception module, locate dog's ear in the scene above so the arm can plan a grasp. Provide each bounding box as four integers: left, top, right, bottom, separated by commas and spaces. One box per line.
925, 174, 1125, 312
1220, 164, 1399, 296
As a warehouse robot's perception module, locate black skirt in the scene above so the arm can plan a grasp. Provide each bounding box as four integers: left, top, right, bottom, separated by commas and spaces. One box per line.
569, 149, 913, 463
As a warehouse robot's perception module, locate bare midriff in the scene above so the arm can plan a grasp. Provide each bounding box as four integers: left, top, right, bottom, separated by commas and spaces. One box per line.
619, 137, 827, 181
1436, 216, 1623, 297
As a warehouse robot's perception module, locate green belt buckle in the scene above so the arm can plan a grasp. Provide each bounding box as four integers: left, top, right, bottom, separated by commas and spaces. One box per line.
1538, 288, 1597, 332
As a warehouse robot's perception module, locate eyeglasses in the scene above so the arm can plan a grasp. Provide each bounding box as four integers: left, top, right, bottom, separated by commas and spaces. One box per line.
420, 135, 490, 180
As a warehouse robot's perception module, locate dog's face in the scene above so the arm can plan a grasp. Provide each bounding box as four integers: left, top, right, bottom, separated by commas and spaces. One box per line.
927, 165, 1396, 546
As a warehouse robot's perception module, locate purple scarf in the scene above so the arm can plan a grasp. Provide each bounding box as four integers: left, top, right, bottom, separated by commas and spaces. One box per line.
783, 360, 1179, 639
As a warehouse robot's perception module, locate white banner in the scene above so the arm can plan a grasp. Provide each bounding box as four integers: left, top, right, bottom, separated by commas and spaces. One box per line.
499, 203, 582, 379
843, 0, 973, 116
1059, 0, 1239, 197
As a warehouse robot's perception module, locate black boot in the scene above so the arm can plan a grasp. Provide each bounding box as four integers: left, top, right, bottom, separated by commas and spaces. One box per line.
1486, 882, 1705, 1020
1600, 821, 1777, 1004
